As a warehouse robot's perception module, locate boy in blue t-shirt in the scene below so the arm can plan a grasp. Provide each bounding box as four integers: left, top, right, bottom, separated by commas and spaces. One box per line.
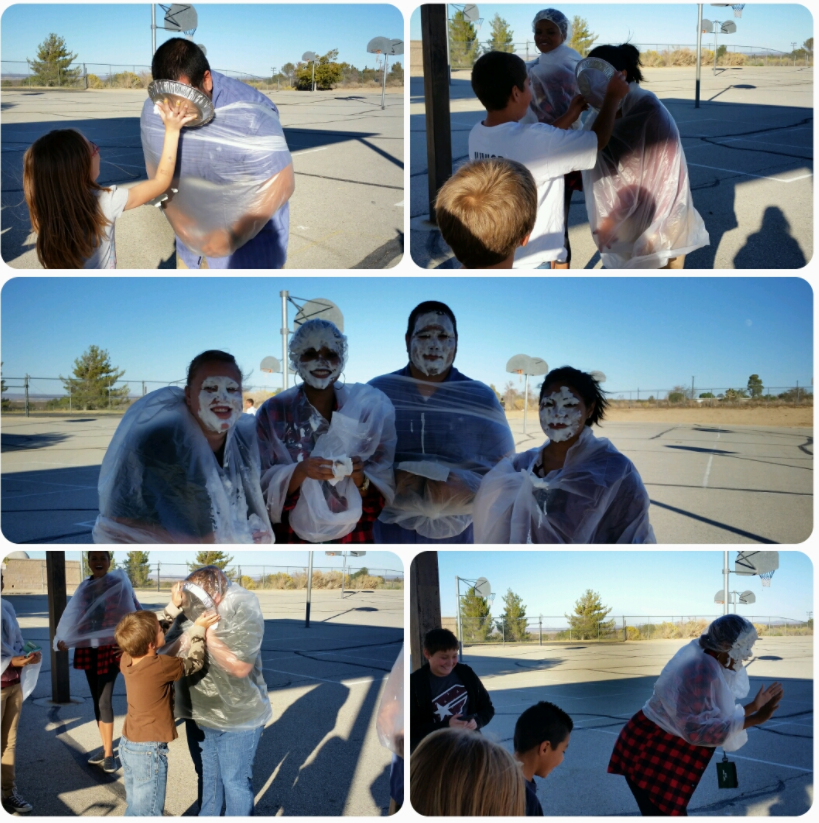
514, 701, 574, 815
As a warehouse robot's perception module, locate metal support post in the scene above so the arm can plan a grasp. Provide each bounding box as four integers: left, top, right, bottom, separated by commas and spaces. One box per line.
46, 552, 71, 703
24, 374, 30, 417
455, 576, 463, 660
305, 552, 314, 627
723, 550, 729, 616
280, 290, 289, 390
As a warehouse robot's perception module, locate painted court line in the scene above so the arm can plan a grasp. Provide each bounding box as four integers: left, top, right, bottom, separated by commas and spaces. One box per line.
703, 432, 720, 488
291, 146, 329, 156
263, 665, 385, 688
688, 162, 813, 183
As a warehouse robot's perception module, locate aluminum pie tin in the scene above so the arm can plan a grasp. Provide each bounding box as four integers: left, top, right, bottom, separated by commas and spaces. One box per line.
576, 57, 616, 106
148, 79, 214, 127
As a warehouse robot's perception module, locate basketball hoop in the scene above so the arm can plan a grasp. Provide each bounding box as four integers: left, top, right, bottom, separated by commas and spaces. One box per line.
732, 4, 745, 17
759, 570, 775, 587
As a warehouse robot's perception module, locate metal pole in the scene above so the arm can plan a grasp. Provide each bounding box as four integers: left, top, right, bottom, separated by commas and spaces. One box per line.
24, 374, 30, 417
691, 376, 695, 400
156, 561, 160, 592
151, 5, 156, 56
381, 54, 387, 110
695, 4, 703, 107
280, 290, 289, 390
539, 615, 542, 646
311, 61, 315, 92
523, 373, 529, 434
305, 551, 314, 627
445, 4, 452, 85
455, 576, 463, 660
46, 552, 71, 703
723, 550, 729, 616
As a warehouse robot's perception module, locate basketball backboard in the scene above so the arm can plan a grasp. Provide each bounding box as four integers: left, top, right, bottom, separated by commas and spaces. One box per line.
721, 21, 737, 34
161, 4, 198, 33
474, 577, 491, 598
367, 37, 391, 54
735, 551, 779, 575
302, 51, 317, 62
388, 39, 404, 55
738, 590, 756, 605
506, 354, 549, 376
294, 298, 344, 331
462, 5, 480, 23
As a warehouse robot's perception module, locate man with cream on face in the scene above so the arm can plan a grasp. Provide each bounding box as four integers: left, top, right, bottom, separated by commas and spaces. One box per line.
474, 366, 654, 543
369, 301, 514, 543
93, 350, 271, 543
256, 319, 396, 543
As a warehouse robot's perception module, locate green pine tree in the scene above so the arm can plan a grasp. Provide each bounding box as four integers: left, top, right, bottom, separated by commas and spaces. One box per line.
60, 346, 129, 411
449, 10, 480, 70
497, 588, 529, 641
187, 551, 236, 579
460, 586, 493, 642
124, 551, 152, 588
486, 13, 515, 54
569, 16, 598, 57
566, 589, 615, 640
28, 33, 81, 87
296, 49, 343, 90
747, 374, 764, 399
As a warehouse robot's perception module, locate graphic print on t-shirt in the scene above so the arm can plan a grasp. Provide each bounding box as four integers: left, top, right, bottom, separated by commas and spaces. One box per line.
432, 683, 468, 722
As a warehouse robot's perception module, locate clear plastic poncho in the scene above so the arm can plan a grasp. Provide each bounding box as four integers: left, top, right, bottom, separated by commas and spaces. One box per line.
93, 387, 272, 544
140, 100, 292, 257
522, 44, 583, 127
53, 569, 139, 650
257, 383, 397, 543
163, 582, 272, 732
376, 645, 404, 758
642, 639, 750, 752
368, 373, 515, 539
2, 599, 41, 701
581, 83, 709, 268
473, 426, 655, 543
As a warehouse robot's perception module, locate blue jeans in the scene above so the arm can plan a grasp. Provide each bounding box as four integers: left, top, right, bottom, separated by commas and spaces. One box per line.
199, 725, 263, 816
119, 736, 168, 816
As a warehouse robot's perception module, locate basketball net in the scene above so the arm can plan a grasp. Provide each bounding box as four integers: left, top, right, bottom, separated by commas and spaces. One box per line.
732, 4, 745, 17
760, 570, 775, 587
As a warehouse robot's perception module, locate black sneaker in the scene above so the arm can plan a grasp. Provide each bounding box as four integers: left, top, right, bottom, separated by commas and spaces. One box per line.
101, 756, 118, 774
87, 748, 105, 766
2, 791, 33, 815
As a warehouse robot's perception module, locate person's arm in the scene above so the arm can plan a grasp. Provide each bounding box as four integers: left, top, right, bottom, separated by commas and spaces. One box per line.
125, 101, 197, 210
176, 612, 221, 678
469, 668, 495, 730
743, 683, 784, 728
552, 94, 588, 130
204, 630, 254, 678
287, 456, 337, 494
590, 74, 631, 149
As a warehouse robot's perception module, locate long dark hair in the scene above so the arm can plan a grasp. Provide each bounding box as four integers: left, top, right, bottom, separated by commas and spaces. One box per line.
23, 130, 110, 268
540, 367, 609, 427
588, 43, 645, 84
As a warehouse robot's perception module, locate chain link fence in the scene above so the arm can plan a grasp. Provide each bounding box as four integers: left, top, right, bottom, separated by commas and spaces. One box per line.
452, 614, 812, 645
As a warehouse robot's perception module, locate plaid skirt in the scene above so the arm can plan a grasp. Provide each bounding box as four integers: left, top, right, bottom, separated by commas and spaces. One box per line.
608, 710, 715, 815
73, 645, 121, 676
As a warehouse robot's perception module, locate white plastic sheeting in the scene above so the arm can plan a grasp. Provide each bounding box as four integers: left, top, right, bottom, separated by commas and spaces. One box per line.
1, 599, 41, 701
53, 570, 140, 650
642, 639, 750, 751
369, 374, 515, 540
377, 645, 404, 757
699, 615, 758, 667
523, 45, 583, 127
473, 426, 655, 543
165, 582, 272, 732
93, 387, 272, 544
140, 100, 291, 257
257, 383, 397, 543
581, 83, 709, 268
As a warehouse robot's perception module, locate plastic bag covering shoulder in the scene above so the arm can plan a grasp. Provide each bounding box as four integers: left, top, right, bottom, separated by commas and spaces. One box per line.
523, 44, 582, 127
52, 570, 139, 651
163, 583, 271, 732
368, 373, 515, 539
642, 639, 749, 751
581, 83, 709, 268
376, 645, 404, 757
2, 599, 41, 701
93, 387, 271, 544
473, 426, 655, 543
140, 99, 292, 257
257, 383, 397, 543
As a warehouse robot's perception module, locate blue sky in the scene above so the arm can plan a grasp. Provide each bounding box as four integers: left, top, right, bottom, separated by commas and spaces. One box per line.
1, 4, 404, 77
410, 4, 813, 56
435, 551, 813, 623
10, 549, 404, 577
0, 277, 812, 396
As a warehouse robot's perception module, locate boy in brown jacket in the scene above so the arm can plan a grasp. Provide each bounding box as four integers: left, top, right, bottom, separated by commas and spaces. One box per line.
114, 589, 219, 816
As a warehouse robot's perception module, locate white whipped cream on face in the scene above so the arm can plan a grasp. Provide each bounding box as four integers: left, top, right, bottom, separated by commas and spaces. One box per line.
410, 312, 457, 376
540, 385, 584, 442
289, 321, 347, 390
197, 376, 242, 433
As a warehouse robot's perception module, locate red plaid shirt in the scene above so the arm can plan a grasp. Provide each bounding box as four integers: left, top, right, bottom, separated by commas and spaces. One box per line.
73, 645, 122, 675
609, 710, 715, 815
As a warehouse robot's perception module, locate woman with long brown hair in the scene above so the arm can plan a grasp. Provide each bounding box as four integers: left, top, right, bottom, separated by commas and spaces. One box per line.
22, 101, 194, 268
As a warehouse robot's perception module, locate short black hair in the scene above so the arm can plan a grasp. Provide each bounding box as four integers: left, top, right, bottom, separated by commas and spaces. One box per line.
540, 366, 609, 427
514, 701, 573, 754
424, 628, 459, 655
587, 43, 644, 84
471, 51, 528, 112
152, 38, 211, 88
186, 350, 242, 388
406, 301, 458, 339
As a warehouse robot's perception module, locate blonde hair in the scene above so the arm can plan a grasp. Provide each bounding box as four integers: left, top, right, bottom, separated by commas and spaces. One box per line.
434, 159, 537, 268
115, 610, 159, 657
410, 728, 526, 816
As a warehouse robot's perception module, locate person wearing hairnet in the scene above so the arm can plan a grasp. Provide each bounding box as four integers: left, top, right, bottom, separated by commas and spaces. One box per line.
608, 615, 783, 815
162, 566, 271, 816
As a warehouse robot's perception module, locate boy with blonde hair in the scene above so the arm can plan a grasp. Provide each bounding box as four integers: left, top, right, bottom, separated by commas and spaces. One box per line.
115, 589, 219, 816
435, 158, 537, 269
